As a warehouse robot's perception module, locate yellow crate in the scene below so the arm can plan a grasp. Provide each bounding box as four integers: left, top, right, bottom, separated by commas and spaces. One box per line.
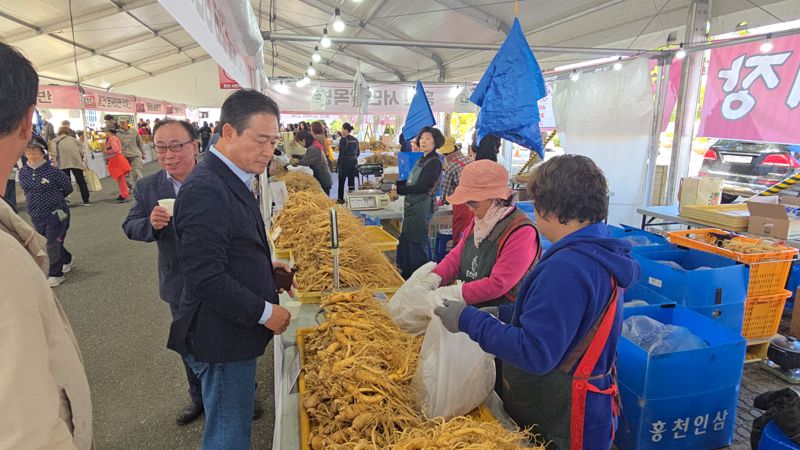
363, 225, 399, 252
745, 342, 770, 363
268, 233, 292, 259
294, 268, 404, 304
296, 327, 497, 450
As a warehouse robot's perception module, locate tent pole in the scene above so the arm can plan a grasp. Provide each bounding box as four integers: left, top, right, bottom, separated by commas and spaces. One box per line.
664, 0, 709, 205
644, 54, 672, 207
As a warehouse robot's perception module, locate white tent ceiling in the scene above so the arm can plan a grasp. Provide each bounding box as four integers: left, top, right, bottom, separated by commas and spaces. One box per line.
1, 0, 798, 106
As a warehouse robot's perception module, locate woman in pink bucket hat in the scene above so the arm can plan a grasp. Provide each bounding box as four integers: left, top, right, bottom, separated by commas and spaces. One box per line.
407, 159, 541, 394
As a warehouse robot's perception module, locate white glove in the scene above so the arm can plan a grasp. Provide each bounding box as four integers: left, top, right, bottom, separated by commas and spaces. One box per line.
426, 284, 464, 308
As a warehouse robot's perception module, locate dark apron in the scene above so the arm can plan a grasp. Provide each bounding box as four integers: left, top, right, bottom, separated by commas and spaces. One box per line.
502, 279, 620, 450
401, 162, 434, 243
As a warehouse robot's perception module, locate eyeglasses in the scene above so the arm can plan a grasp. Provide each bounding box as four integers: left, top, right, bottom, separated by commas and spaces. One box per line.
466, 200, 480, 209
154, 140, 193, 154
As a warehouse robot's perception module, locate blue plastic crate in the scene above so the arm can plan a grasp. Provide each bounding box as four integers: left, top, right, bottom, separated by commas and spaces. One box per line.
759, 421, 800, 450
609, 225, 674, 253
625, 283, 675, 306
616, 384, 738, 450
690, 301, 745, 335
634, 249, 749, 307
787, 261, 800, 300
433, 231, 451, 262
618, 304, 746, 400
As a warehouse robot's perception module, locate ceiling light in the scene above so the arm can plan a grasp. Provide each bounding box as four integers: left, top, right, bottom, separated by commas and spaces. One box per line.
276, 82, 289, 94
320, 27, 332, 48
296, 79, 305, 87
736, 20, 749, 31
302, 75, 311, 85
333, 8, 345, 33
569, 70, 580, 81
675, 43, 686, 60
312, 46, 321, 63
613, 58, 623, 71
760, 36, 774, 53
307, 63, 316, 77
450, 86, 462, 97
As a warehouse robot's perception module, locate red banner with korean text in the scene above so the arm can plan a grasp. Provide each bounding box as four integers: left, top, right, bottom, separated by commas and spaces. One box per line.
218, 66, 242, 89
82, 87, 136, 113
699, 34, 800, 144
37, 85, 82, 110
135, 97, 168, 115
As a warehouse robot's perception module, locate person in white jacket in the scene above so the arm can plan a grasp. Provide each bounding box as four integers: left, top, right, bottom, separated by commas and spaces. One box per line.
0, 42, 93, 450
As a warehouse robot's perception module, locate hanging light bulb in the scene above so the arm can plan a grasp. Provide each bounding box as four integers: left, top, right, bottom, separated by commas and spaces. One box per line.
276, 81, 290, 94
307, 63, 316, 77
312, 46, 321, 63
570, 70, 580, 81
303, 75, 311, 85
760, 37, 774, 53
613, 57, 623, 71
296, 78, 305, 87
333, 8, 345, 32
320, 27, 332, 48
675, 43, 686, 60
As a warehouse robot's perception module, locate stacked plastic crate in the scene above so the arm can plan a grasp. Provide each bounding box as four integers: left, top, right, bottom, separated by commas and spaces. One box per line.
667, 229, 798, 361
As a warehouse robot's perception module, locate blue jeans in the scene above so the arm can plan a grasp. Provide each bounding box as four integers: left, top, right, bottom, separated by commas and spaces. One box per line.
185, 354, 257, 450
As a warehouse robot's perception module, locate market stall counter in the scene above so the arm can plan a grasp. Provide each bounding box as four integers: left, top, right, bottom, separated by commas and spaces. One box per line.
270, 291, 517, 450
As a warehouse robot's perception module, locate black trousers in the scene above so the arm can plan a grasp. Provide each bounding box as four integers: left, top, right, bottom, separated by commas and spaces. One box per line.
3, 179, 16, 212
168, 302, 203, 405
62, 168, 90, 204
337, 163, 358, 201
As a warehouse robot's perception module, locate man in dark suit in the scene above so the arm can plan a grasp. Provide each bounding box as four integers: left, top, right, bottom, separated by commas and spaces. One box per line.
122, 119, 206, 425
168, 90, 292, 449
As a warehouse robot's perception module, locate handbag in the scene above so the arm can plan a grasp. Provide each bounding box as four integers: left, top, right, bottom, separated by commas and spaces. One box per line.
84, 168, 103, 192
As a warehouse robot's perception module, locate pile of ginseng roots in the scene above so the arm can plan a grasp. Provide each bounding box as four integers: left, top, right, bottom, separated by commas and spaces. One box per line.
301, 290, 544, 450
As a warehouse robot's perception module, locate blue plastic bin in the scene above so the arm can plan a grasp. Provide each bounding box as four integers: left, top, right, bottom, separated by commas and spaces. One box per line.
634, 249, 749, 307
616, 384, 739, 450
787, 261, 800, 300
626, 284, 745, 333
609, 225, 674, 253
615, 304, 746, 450
433, 231, 451, 262
760, 421, 800, 450
617, 304, 746, 400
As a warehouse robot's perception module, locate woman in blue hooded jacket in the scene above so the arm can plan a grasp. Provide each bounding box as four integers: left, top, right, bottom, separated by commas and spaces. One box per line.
434, 155, 640, 450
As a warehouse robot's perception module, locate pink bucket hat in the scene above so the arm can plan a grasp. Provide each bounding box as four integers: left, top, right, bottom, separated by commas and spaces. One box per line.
446, 160, 512, 205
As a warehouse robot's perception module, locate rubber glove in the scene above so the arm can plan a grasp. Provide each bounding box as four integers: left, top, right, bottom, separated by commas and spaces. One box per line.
426, 284, 463, 308
434, 300, 467, 333
408, 262, 441, 291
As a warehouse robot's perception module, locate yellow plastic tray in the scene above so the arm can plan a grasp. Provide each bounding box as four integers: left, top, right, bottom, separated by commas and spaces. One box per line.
294, 269, 404, 304
363, 225, 399, 252
296, 327, 497, 450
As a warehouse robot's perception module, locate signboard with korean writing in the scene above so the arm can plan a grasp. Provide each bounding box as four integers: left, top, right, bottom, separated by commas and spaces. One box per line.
218, 66, 242, 90
538, 82, 556, 130
168, 103, 187, 117
699, 34, 800, 144
82, 88, 136, 113
135, 96, 168, 115
310, 88, 328, 111
37, 85, 82, 110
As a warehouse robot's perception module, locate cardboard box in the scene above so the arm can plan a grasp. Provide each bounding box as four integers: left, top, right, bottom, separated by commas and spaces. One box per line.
747, 195, 800, 240
679, 177, 723, 213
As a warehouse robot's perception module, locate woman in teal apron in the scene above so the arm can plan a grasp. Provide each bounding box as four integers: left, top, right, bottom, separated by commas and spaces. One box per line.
433, 155, 640, 450
392, 126, 444, 279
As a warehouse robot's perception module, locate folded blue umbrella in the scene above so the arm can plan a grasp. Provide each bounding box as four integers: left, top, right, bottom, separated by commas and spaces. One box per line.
402, 80, 436, 142
470, 18, 547, 158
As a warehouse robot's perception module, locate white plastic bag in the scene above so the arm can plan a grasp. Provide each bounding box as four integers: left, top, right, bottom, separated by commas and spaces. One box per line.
415, 316, 496, 418
286, 165, 313, 176
385, 262, 440, 335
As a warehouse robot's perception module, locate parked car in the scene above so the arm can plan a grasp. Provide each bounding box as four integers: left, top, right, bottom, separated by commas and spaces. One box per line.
698, 139, 800, 202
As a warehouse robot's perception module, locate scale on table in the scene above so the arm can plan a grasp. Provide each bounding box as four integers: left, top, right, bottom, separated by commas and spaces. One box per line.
761, 335, 800, 384
345, 189, 390, 211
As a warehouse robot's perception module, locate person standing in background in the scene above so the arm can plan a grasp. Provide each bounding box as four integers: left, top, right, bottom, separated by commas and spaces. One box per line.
118, 119, 145, 190
18, 137, 75, 287
169, 90, 293, 449
199, 121, 212, 153
123, 119, 206, 426
103, 127, 132, 203
439, 137, 473, 244
0, 42, 93, 450
52, 126, 91, 206
336, 122, 359, 204
40, 118, 56, 142
294, 130, 333, 196
3, 160, 19, 212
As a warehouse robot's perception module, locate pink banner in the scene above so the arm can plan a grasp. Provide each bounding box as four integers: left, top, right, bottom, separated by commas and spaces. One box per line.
166, 103, 187, 117
82, 87, 136, 113
218, 66, 242, 90
37, 85, 81, 110
135, 96, 168, 115
648, 59, 683, 132
699, 34, 800, 144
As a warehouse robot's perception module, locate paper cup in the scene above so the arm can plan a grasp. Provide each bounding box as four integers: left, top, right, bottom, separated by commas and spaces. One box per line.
158, 198, 175, 215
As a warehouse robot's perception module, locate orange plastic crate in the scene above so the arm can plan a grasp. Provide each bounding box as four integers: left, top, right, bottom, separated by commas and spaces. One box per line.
741, 290, 791, 339
667, 228, 797, 297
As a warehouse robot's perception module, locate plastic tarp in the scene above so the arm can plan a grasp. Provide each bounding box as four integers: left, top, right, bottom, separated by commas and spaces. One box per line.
470, 18, 547, 158
553, 58, 654, 226
401, 80, 436, 142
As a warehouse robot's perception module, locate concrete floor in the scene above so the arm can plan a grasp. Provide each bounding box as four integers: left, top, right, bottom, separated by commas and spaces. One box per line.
12, 160, 796, 449
23, 162, 275, 449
